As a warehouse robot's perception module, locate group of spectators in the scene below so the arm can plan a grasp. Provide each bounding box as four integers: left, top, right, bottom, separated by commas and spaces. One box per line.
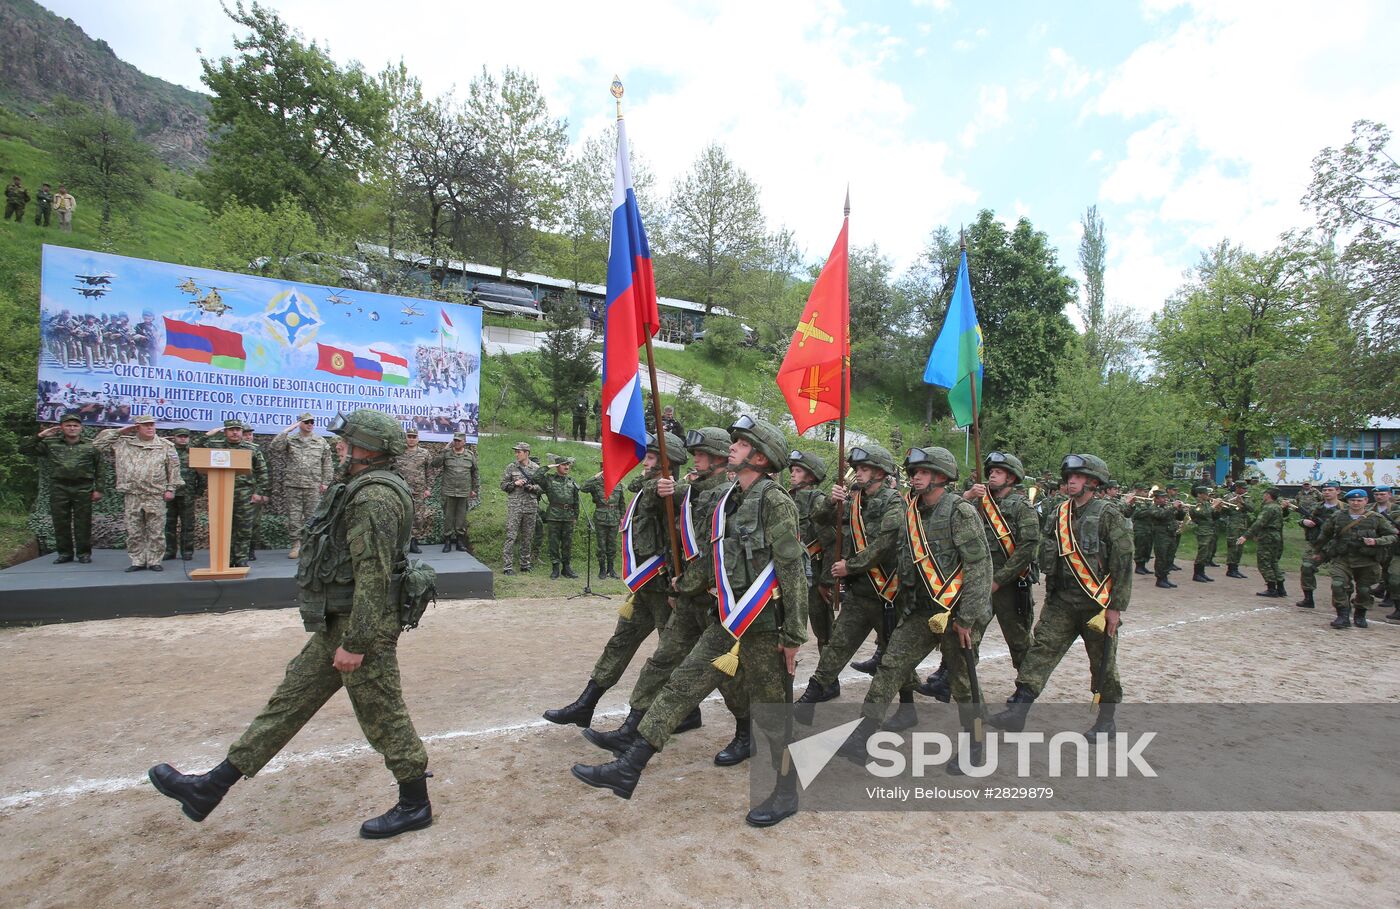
5, 176, 76, 231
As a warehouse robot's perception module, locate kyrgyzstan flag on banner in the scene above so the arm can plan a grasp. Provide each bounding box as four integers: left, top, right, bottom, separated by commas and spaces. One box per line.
776, 215, 850, 435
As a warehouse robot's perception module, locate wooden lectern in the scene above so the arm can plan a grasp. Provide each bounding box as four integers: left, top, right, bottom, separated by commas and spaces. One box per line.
189, 447, 252, 580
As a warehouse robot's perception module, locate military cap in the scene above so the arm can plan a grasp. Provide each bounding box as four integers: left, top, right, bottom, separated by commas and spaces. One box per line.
1374, 485, 1392, 494
1193, 485, 1210, 495
1321, 480, 1341, 489
60, 411, 83, 425
1133, 483, 1149, 492
551, 454, 575, 467
297, 412, 315, 422
132, 414, 156, 425
513, 441, 531, 451
1165, 483, 1179, 491
223, 418, 243, 430
452, 431, 466, 440
405, 427, 418, 437
1152, 487, 1168, 497
240, 420, 255, 431
170, 427, 192, 436
1345, 488, 1368, 500
1232, 481, 1247, 490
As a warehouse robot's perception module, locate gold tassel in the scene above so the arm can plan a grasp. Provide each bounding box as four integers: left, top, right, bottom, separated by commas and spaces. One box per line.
711, 638, 741, 676
927, 609, 950, 634
618, 593, 635, 620
1086, 608, 1107, 635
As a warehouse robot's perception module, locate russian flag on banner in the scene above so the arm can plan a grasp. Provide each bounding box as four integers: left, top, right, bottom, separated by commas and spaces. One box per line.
601, 115, 660, 496
370, 348, 410, 386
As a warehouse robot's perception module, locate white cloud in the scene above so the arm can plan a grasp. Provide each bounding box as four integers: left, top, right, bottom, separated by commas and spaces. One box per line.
958, 84, 1009, 148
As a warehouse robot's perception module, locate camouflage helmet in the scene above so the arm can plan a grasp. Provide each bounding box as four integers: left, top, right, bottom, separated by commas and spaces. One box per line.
905, 446, 959, 482
1061, 453, 1111, 486
849, 442, 898, 477
647, 430, 689, 467
984, 451, 1025, 482
683, 427, 731, 459
330, 409, 406, 457
788, 449, 828, 483
728, 414, 789, 471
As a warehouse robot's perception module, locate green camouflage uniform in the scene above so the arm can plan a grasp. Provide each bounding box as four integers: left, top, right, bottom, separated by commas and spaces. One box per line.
789, 479, 834, 647
165, 441, 205, 557
270, 430, 334, 542
977, 489, 1039, 670
1221, 494, 1253, 569
535, 467, 581, 570
94, 428, 183, 568
202, 435, 269, 565
21, 430, 103, 559
1138, 501, 1185, 581
1242, 500, 1285, 584
431, 446, 478, 547
1017, 498, 1131, 703
227, 469, 427, 782
1189, 499, 1222, 571
1373, 505, 1400, 601
1300, 502, 1341, 592
1124, 498, 1153, 566
392, 445, 435, 541
581, 473, 624, 576
500, 457, 541, 570
1316, 509, 1396, 614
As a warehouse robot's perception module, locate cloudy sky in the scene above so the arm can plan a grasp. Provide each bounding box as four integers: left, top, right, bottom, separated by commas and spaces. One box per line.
42, 0, 1400, 316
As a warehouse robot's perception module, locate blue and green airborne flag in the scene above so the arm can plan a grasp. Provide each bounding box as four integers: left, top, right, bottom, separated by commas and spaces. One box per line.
922, 247, 983, 427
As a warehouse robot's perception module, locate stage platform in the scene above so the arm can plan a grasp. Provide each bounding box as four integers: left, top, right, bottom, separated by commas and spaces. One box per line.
0, 548, 493, 626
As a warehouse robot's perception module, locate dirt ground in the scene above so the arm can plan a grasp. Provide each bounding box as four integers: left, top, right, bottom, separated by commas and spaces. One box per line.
1, 569, 1398, 908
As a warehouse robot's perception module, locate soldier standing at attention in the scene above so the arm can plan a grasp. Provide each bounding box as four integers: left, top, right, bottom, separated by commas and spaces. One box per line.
1221, 481, 1253, 578
572, 392, 589, 441
431, 431, 478, 553
1189, 486, 1223, 583
163, 428, 204, 561
500, 442, 541, 574
148, 410, 433, 839
3, 176, 28, 222
270, 413, 333, 559
21, 412, 103, 564
990, 454, 1129, 739
94, 415, 183, 572
392, 428, 434, 554
53, 184, 75, 232
1315, 488, 1396, 628
33, 182, 52, 227
1236, 487, 1287, 598
201, 421, 269, 568
536, 455, 581, 579
1296, 480, 1342, 608
581, 465, 625, 579
787, 450, 832, 651
1140, 488, 1186, 589
1125, 483, 1153, 575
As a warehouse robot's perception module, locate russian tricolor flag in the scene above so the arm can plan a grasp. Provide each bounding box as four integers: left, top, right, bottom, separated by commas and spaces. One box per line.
601, 115, 660, 496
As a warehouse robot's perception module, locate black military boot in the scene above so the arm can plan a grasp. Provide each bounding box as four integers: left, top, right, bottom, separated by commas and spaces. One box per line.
1255, 582, 1277, 597
181, 551, 193, 561
147, 758, 242, 822
1354, 608, 1369, 629
1296, 589, 1315, 608
1192, 565, 1211, 583
946, 711, 985, 777
544, 679, 609, 726
162, 548, 176, 561
884, 690, 919, 732
441, 536, 454, 553
1169, 562, 1181, 572
835, 715, 881, 762
599, 558, 608, 578
1155, 576, 1176, 589
987, 684, 1037, 733
1385, 602, 1400, 624
1134, 562, 1151, 575
1275, 580, 1288, 599
1086, 702, 1117, 739
746, 769, 799, 827
714, 717, 753, 767
53, 554, 73, 564
409, 537, 421, 554
794, 677, 840, 724
583, 707, 644, 756
571, 738, 656, 799
850, 647, 884, 675
1331, 606, 1352, 629
561, 562, 579, 579
1226, 564, 1246, 578
359, 773, 433, 839
674, 706, 703, 734
916, 662, 951, 701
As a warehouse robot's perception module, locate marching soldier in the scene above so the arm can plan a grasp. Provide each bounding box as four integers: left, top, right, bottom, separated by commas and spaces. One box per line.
581, 467, 625, 579
962, 452, 1039, 670
148, 410, 433, 839
392, 428, 434, 554
1236, 487, 1286, 598
163, 428, 204, 561
1371, 486, 1399, 621
1189, 486, 1223, 583
536, 455, 581, 579
94, 416, 183, 572
270, 413, 334, 558
501, 442, 542, 573
21, 412, 103, 564
1296, 480, 1342, 608
1221, 481, 1253, 578
1314, 488, 1396, 628
990, 454, 1128, 738
570, 416, 807, 827
200, 420, 269, 568
1296, 480, 1322, 514
431, 431, 478, 553
787, 450, 833, 651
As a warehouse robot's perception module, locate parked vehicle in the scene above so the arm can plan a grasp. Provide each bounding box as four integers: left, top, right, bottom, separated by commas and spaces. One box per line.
471, 281, 542, 317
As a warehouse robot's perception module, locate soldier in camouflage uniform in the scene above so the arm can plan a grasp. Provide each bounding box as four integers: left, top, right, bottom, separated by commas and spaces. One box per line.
200, 420, 269, 568
163, 428, 204, 561
1295, 481, 1342, 608
1124, 484, 1153, 574
20, 412, 103, 563
500, 442, 541, 574
963, 452, 1039, 670
1164, 484, 1186, 572
431, 431, 478, 553
1189, 485, 1224, 583
1221, 481, 1253, 578
787, 450, 833, 650
535, 455, 581, 579
544, 433, 685, 729
1138, 488, 1186, 589
1315, 488, 1396, 628
991, 453, 1129, 738
1296, 481, 1322, 514
795, 443, 903, 706
1237, 487, 1286, 598
393, 428, 434, 554
270, 412, 334, 559
581, 467, 625, 578
1370, 486, 1400, 621
571, 416, 808, 828
149, 410, 433, 839
94, 415, 183, 572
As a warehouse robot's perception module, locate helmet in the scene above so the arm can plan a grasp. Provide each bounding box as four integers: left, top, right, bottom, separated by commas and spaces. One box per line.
728, 414, 789, 471
1061, 453, 1111, 486
683, 427, 731, 459
330, 409, 406, 457
984, 451, 1024, 482
848, 442, 898, 477
647, 431, 689, 467
788, 449, 828, 483
905, 446, 959, 482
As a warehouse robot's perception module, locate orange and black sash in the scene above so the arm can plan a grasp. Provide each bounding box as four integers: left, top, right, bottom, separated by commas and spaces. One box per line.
1055, 499, 1112, 607
851, 489, 899, 603
980, 493, 1030, 579
906, 493, 964, 610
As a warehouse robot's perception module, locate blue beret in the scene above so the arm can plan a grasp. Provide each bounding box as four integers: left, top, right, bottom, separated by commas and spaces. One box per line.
1344, 488, 1368, 500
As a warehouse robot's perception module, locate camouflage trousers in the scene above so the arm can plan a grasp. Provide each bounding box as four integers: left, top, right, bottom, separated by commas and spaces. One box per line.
1015, 591, 1122, 703
809, 581, 835, 647
442, 495, 471, 547
938, 612, 992, 705
638, 624, 789, 756
123, 494, 167, 567
863, 602, 943, 711
1165, 531, 1183, 567
593, 520, 618, 572
49, 482, 94, 557
590, 583, 672, 689
284, 486, 321, 542
1153, 533, 1176, 580
809, 591, 890, 689
1134, 528, 1153, 564
230, 488, 255, 562
1300, 541, 1326, 591
227, 614, 427, 783
1255, 539, 1283, 583
164, 491, 197, 556
545, 519, 576, 567
1194, 528, 1219, 567
628, 593, 746, 718
502, 502, 536, 571
1225, 533, 1247, 568
991, 581, 1035, 670
1331, 561, 1382, 612
407, 485, 433, 540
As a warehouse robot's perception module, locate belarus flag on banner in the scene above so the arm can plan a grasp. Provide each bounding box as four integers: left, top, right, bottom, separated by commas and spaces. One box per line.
371, 348, 410, 386
600, 115, 660, 496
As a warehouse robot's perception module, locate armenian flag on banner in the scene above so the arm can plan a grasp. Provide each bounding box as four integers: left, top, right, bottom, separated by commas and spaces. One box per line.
162, 317, 247, 371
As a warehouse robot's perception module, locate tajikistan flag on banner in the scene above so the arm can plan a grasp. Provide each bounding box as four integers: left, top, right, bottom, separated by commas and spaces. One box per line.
438, 307, 458, 347
370, 348, 410, 386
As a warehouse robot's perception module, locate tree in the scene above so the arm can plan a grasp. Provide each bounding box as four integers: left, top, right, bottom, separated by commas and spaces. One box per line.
1078, 204, 1108, 372
662, 143, 765, 313
737, 227, 807, 347
209, 197, 338, 277
554, 129, 658, 289
846, 243, 909, 390
496, 299, 597, 439
199, 2, 391, 221
462, 67, 569, 277
47, 99, 155, 229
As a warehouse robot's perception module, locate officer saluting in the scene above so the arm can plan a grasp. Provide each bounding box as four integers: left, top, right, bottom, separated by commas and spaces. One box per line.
21, 412, 103, 564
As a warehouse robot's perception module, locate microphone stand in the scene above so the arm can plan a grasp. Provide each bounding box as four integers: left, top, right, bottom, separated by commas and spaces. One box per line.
568, 501, 609, 600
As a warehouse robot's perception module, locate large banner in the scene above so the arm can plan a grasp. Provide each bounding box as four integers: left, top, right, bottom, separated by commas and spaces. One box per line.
1249, 456, 1400, 488
36, 246, 482, 442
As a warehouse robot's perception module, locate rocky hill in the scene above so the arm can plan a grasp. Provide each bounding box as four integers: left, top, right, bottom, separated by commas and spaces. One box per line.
0, 0, 209, 168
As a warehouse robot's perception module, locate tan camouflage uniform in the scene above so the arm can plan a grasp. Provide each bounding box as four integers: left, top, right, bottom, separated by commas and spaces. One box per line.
270, 424, 333, 550
393, 443, 435, 541
501, 449, 542, 571
94, 425, 183, 568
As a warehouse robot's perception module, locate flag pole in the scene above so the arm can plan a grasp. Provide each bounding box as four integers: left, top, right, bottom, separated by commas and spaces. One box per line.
833, 188, 850, 609
961, 230, 984, 484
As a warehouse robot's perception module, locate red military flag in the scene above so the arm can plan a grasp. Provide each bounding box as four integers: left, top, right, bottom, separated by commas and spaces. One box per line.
776, 216, 850, 435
